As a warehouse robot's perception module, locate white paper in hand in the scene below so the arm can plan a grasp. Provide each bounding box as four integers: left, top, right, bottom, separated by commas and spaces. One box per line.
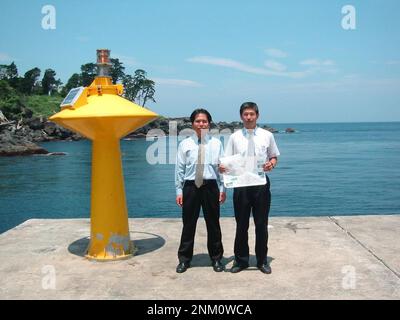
220, 154, 266, 188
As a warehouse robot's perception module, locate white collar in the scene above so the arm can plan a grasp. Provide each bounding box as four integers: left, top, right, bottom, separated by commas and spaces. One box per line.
242, 126, 259, 137
191, 133, 211, 144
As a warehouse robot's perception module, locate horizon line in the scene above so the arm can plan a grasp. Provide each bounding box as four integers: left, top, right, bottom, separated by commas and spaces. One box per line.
162, 117, 400, 125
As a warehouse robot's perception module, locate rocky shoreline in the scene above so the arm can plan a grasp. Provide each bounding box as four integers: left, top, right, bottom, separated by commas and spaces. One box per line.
0, 113, 82, 156
0, 114, 294, 156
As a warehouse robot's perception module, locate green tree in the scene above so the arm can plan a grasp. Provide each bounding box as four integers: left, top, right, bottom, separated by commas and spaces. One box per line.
80, 63, 97, 86
20, 67, 41, 94
0, 62, 19, 89
122, 69, 146, 103
139, 79, 156, 107
0, 80, 15, 99
42, 68, 60, 95
0, 65, 6, 80
61, 73, 82, 96
121, 74, 137, 102
122, 69, 156, 107
0, 80, 25, 120
110, 58, 125, 84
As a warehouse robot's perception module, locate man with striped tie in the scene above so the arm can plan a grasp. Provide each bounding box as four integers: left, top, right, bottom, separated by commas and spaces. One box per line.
175, 109, 226, 273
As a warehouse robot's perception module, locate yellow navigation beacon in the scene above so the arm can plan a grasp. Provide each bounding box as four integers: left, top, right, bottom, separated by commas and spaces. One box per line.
50, 49, 158, 260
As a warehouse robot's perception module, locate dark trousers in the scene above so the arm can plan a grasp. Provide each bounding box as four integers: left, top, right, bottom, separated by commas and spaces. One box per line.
178, 180, 224, 263
233, 177, 271, 267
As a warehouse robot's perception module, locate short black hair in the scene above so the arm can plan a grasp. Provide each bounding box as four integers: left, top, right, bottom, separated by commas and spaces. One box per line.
190, 108, 212, 123
240, 102, 259, 116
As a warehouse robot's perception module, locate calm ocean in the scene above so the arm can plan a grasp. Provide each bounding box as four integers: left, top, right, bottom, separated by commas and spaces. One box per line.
0, 122, 399, 233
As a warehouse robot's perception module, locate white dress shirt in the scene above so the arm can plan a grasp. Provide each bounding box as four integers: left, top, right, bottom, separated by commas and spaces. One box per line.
175, 134, 225, 196
225, 126, 280, 161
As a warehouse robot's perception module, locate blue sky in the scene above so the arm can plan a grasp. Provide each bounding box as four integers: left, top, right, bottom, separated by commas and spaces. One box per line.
1, 0, 399, 123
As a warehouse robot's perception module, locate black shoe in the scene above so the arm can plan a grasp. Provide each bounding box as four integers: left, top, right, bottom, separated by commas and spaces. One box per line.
211, 260, 225, 272
230, 263, 248, 273
176, 262, 190, 273
258, 263, 272, 274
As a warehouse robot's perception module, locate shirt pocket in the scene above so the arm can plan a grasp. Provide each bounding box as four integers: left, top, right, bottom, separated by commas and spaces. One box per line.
185, 148, 197, 165
206, 147, 219, 165
256, 142, 270, 159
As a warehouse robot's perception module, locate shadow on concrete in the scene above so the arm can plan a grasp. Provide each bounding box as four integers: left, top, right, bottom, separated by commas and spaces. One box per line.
68, 237, 90, 257
248, 255, 274, 267
189, 254, 274, 271
224, 255, 274, 272
133, 231, 166, 256
190, 253, 216, 267
190, 254, 235, 268
67, 231, 165, 258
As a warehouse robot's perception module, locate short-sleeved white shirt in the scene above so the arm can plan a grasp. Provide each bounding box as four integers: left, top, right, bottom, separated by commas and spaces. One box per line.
225, 127, 280, 160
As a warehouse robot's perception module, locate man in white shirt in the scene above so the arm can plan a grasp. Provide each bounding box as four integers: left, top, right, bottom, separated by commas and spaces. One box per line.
221, 102, 280, 274
175, 109, 226, 273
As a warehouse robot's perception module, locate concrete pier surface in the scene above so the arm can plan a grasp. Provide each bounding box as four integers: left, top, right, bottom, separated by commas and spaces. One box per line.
0, 215, 399, 300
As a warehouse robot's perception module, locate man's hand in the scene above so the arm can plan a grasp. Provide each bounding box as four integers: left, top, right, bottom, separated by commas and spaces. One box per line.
218, 164, 227, 173
176, 195, 183, 207
219, 192, 226, 204
263, 159, 277, 172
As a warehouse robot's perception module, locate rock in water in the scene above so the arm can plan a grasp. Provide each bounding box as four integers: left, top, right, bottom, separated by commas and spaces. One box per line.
46, 152, 67, 156
0, 130, 49, 156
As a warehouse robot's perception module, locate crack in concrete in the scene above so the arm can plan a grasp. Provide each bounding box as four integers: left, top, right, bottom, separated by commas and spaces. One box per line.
328, 216, 400, 279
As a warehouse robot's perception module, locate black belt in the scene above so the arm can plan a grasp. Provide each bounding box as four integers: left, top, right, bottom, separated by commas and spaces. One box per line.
184, 179, 217, 187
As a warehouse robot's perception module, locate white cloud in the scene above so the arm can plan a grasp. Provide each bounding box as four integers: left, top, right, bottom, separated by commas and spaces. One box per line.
187, 56, 307, 79
370, 60, 400, 66
300, 59, 335, 66
386, 60, 400, 65
271, 76, 400, 94
265, 48, 288, 58
153, 78, 202, 87
298, 59, 338, 75
113, 54, 137, 67
264, 60, 287, 72
187, 56, 267, 74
